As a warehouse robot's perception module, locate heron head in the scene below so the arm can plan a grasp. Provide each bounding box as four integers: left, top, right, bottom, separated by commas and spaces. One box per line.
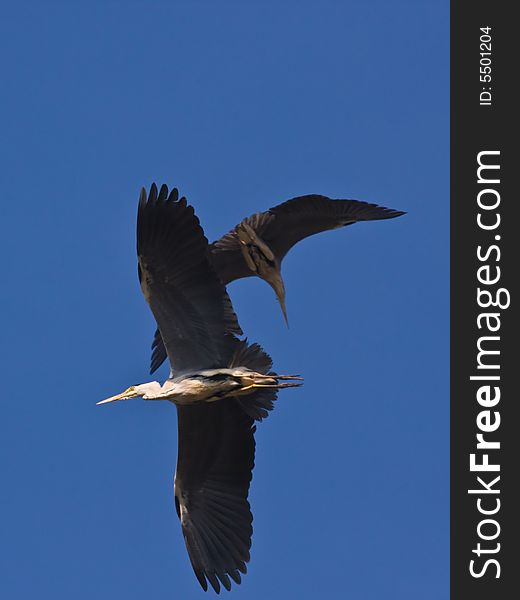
97, 382, 161, 405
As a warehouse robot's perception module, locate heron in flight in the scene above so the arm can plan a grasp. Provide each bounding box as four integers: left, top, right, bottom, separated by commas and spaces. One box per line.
149, 192, 405, 373
99, 184, 302, 593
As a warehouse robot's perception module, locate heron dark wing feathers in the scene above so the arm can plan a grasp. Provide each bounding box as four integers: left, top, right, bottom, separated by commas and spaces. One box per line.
265, 194, 406, 260
149, 324, 275, 380
209, 195, 404, 281
150, 328, 167, 374
137, 184, 242, 375
175, 400, 255, 593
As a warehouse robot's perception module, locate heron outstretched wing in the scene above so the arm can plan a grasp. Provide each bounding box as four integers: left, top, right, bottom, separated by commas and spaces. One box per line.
149, 209, 272, 373
137, 184, 241, 376
210, 194, 406, 276
264, 194, 405, 260
174, 399, 255, 594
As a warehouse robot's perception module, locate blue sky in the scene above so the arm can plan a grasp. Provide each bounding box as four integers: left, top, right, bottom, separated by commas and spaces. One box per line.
1, 2, 448, 598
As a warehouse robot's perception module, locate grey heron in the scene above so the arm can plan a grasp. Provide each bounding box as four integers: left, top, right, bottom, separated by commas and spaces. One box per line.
149, 192, 405, 373
99, 184, 302, 593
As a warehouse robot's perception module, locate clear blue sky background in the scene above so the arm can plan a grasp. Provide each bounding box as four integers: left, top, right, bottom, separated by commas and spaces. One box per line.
1, 2, 448, 599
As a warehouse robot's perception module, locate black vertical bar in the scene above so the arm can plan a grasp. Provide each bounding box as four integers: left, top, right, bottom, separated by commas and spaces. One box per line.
451, 2, 517, 599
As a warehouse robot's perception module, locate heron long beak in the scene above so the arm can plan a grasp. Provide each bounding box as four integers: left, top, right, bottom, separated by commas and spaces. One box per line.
278, 295, 289, 327
268, 272, 289, 327
97, 387, 136, 405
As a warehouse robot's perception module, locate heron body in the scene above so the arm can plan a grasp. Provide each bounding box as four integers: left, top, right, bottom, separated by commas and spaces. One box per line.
99, 368, 301, 406
99, 184, 304, 593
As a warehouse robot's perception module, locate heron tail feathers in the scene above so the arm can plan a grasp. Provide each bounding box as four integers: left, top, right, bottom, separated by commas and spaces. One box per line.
228, 339, 302, 421
228, 339, 273, 374
229, 339, 276, 421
